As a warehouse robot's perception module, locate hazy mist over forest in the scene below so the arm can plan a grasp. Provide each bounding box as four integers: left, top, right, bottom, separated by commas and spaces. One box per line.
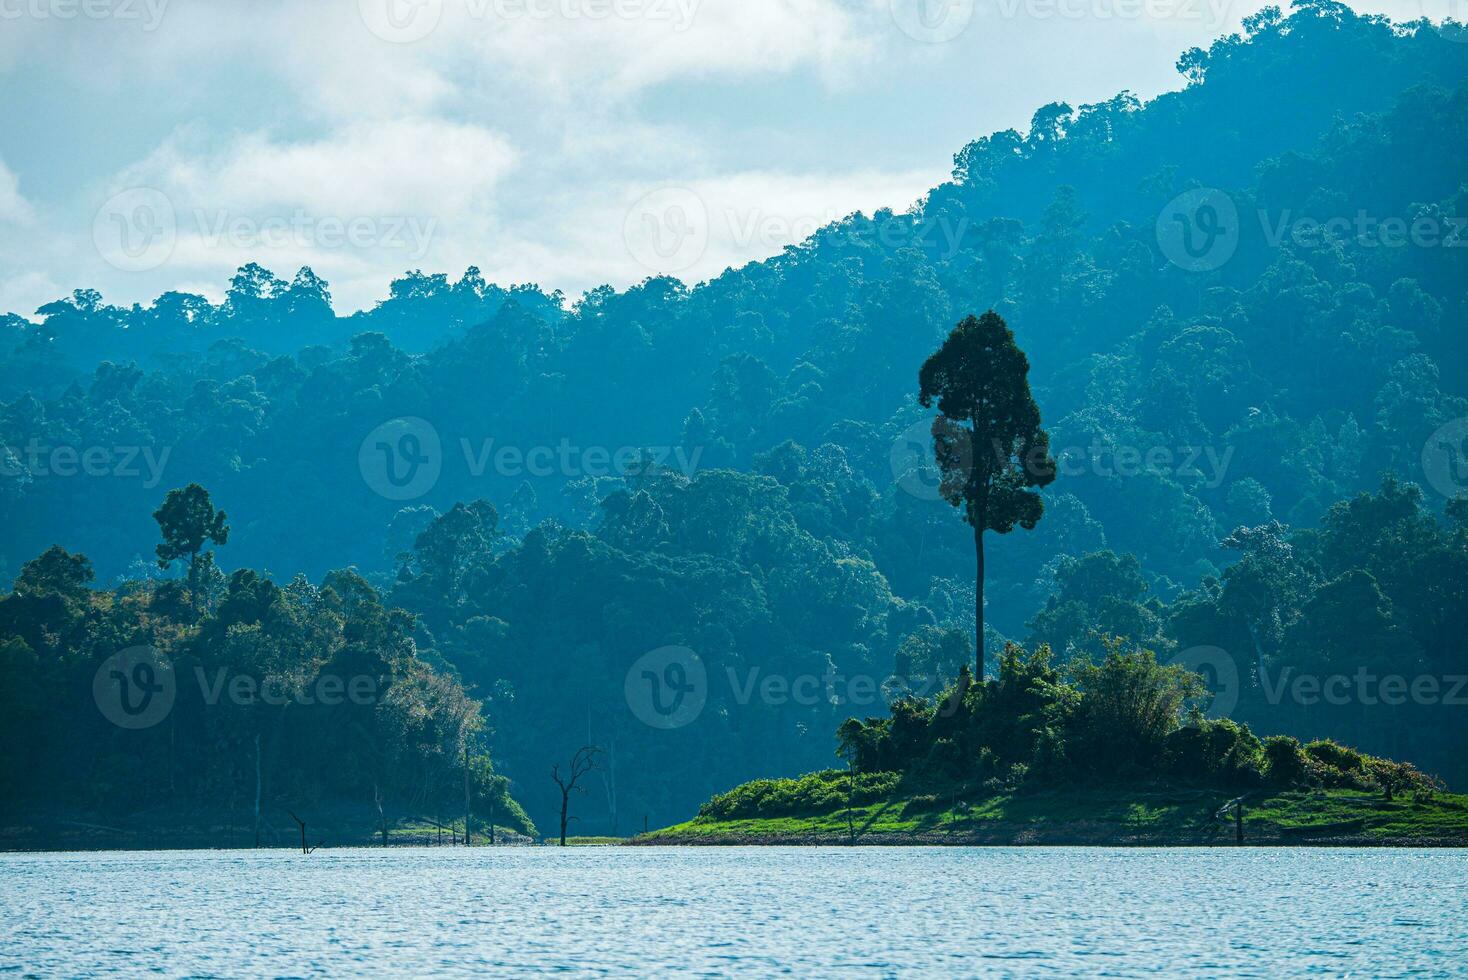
2, 0, 1467, 926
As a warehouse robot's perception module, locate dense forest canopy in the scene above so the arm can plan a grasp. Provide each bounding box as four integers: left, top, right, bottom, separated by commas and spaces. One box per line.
2, 3, 1466, 829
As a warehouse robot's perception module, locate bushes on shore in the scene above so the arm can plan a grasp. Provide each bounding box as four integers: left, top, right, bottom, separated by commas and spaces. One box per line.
831, 641, 1441, 800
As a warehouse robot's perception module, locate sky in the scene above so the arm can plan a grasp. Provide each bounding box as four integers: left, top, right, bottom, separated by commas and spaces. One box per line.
0, 0, 1446, 317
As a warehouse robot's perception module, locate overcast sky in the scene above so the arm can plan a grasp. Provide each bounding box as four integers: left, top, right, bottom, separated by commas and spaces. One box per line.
0, 0, 1442, 317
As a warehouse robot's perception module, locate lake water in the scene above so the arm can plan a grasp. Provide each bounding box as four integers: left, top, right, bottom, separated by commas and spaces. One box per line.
2, 847, 1465, 977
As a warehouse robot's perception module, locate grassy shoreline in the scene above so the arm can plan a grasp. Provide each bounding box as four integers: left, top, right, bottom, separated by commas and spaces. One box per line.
632, 788, 1468, 848
0, 807, 537, 852
9, 789, 1467, 851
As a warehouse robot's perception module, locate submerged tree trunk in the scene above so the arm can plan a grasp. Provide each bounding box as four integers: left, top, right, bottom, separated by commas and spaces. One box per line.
288, 810, 309, 854
974, 524, 986, 680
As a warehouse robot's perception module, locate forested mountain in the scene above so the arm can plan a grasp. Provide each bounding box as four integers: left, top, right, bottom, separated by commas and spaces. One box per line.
2, 3, 1466, 828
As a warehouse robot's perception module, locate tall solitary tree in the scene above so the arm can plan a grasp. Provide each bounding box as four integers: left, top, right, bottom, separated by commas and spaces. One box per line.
919, 312, 1055, 678
154, 483, 230, 615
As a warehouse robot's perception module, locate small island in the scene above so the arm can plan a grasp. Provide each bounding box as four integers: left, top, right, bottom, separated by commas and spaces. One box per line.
639, 645, 1468, 848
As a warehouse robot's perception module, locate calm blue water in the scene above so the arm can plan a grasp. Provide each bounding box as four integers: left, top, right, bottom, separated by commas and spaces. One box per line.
2, 847, 1464, 977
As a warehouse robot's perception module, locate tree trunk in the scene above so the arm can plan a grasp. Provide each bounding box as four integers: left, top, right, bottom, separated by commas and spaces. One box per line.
974, 524, 986, 679
463, 741, 472, 847
374, 781, 388, 846
253, 733, 262, 848
559, 794, 569, 847
188, 549, 200, 618
601, 735, 618, 836
289, 811, 308, 854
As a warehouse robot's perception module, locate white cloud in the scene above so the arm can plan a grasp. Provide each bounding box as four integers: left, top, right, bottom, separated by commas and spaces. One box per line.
149, 119, 518, 216
9, 0, 1396, 317
76, 119, 517, 310
460, 0, 881, 99
0, 159, 32, 224
0, 271, 59, 320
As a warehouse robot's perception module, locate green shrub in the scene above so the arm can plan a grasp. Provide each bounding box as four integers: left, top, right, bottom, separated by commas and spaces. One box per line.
698, 769, 902, 820
1262, 735, 1309, 786
1306, 739, 1365, 774
1164, 719, 1264, 785
1299, 739, 1442, 794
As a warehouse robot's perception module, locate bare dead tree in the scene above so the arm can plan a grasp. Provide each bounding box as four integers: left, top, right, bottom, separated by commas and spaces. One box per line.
551, 746, 602, 846
286, 810, 317, 855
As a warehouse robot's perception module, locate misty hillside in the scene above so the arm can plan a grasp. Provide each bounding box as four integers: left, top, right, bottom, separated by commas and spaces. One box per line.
3, 3, 1466, 825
